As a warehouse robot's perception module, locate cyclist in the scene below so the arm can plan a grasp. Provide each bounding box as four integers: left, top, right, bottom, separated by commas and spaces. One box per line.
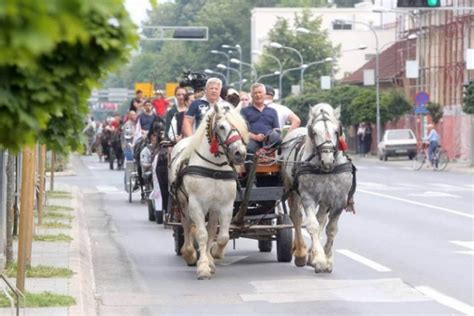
425, 124, 439, 166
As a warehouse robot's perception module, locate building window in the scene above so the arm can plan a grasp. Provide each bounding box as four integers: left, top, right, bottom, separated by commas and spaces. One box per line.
332, 22, 352, 30
365, 54, 376, 60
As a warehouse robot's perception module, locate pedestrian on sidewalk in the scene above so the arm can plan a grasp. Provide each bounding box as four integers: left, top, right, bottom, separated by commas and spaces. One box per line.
357, 122, 366, 156
363, 123, 372, 156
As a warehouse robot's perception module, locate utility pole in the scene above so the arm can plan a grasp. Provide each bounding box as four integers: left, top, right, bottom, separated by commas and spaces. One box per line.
37, 145, 46, 225
50, 151, 55, 192
25, 146, 37, 266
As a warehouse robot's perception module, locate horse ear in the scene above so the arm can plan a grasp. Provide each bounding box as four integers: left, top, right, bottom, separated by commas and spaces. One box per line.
334, 106, 341, 120
235, 101, 242, 113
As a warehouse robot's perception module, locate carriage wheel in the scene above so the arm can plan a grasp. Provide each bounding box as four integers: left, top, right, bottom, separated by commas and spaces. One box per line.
258, 240, 273, 252
155, 210, 163, 224
173, 226, 184, 256
276, 214, 293, 262
258, 219, 273, 252
147, 199, 156, 221
128, 178, 133, 203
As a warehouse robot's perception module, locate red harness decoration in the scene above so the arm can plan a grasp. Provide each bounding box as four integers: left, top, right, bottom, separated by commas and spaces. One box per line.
224, 134, 241, 145
210, 136, 219, 154
338, 137, 348, 152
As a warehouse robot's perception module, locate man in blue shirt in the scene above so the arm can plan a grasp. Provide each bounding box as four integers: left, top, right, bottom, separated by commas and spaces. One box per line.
425, 124, 440, 165
241, 83, 280, 157
182, 78, 223, 137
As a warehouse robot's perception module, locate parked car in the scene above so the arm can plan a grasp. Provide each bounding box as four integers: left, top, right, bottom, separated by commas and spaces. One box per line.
378, 129, 417, 161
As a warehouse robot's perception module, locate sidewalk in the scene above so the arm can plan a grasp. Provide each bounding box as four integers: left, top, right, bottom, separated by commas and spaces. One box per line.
351, 154, 474, 174
0, 184, 96, 316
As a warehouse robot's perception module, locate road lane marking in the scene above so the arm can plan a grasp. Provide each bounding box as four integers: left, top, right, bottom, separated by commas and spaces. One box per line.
450, 241, 474, 256
415, 286, 474, 315
96, 185, 119, 193
358, 189, 474, 219
408, 191, 461, 198
432, 183, 472, 192
241, 278, 429, 303
336, 249, 391, 272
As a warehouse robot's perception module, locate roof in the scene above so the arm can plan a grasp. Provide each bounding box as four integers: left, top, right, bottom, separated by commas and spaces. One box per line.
341, 39, 415, 85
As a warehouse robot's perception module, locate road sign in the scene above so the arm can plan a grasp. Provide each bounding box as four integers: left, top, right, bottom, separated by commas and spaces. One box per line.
134, 82, 154, 98
415, 91, 430, 106
415, 104, 429, 115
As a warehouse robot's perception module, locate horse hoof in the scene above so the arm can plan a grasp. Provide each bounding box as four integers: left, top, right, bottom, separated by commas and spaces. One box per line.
210, 244, 224, 260
197, 269, 211, 280
187, 262, 197, 267
294, 256, 307, 267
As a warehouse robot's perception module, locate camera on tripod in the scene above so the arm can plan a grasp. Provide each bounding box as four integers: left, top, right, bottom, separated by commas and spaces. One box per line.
179, 71, 208, 92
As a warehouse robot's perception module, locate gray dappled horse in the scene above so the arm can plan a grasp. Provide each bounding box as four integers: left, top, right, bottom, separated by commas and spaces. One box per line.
169, 101, 248, 279
280, 103, 354, 273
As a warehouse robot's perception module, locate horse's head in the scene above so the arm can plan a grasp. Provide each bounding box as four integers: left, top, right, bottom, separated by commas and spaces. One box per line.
210, 102, 249, 165
307, 103, 342, 172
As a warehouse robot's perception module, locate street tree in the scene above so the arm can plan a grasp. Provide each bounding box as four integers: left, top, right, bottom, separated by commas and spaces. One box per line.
0, 0, 137, 152
463, 81, 474, 114
426, 102, 443, 124
257, 9, 335, 97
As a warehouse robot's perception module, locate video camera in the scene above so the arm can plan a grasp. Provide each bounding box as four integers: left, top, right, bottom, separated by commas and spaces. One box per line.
178, 71, 208, 91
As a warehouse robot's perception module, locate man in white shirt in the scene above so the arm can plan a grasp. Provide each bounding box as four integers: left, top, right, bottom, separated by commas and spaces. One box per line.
264, 85, 301, 131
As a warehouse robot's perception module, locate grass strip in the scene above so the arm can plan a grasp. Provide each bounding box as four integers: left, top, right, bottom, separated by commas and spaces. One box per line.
47, 191, 72, 199
33, 234, 72, 243
47, 205, 73, 212
3, 263, 73, 278
0, 291, 76, 308
39, 221, 72, 229
40, 212, 73, 220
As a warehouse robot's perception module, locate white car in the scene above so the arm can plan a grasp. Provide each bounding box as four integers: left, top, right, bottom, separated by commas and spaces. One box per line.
378, 129, 417, 161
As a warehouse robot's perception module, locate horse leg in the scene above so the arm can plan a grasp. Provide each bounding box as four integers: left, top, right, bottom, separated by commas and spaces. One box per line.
206, 212, 219, 274
323, 210, 342, 273
302, 198, 327, 273
180, 216, 197, 266
288, 192, 307, 267
188, 200, 211, 280
210, 203, 233, 260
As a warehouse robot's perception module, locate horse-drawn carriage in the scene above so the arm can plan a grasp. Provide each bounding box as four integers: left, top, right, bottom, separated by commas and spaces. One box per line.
152, 101, 354, 279
164, 150, 294, 263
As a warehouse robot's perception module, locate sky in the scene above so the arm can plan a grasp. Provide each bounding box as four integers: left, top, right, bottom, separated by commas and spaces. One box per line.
125, 0, 152, 26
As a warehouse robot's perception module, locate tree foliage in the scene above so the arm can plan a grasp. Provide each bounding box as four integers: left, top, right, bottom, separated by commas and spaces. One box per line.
426, 102, 443, 124
463, 81, 474, 114
0, 0, 137, 152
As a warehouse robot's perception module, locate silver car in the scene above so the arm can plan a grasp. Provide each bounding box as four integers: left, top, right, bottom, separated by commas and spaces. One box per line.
378, 129, 417, 161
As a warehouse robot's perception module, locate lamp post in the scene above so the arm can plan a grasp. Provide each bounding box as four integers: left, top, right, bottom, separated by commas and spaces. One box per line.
280, 64, 308, 99
217, 64, 242, 90
204, 69, 227, 84
230, 58, 257, 83
252, 50, 283, 96
222, 44, 242, 89
210, 50, 230, 82
256, 71, 281, 83
270, 42, 304, 93
333, 19, 381, 143
301, 57, 334, 91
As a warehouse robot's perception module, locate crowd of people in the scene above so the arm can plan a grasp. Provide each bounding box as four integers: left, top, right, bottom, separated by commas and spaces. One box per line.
83, 78, 302, 168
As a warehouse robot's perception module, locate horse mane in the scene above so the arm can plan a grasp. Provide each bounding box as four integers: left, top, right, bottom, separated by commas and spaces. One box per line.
179, 101, 249, 162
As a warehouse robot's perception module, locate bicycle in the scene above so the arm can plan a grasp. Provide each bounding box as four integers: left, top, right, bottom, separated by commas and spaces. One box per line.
412, 143, 449, 171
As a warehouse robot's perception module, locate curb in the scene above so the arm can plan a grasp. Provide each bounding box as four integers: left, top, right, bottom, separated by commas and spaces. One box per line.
68, 187, 97, 316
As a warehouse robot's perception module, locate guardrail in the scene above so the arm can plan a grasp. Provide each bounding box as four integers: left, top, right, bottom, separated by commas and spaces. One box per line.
0, 273, 24, 316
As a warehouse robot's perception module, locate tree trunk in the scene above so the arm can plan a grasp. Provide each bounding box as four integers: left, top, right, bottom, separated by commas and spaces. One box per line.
6, 153, 15, 265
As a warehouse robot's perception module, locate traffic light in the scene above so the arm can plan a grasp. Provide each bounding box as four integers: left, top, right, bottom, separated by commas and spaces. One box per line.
397, 0, 440, 7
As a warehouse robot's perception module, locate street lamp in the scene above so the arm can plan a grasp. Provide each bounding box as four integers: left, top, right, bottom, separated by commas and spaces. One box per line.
301, 58, 334, 91
280, 64, 308, 99
256, 71, 280, 83
252, 50, 283, 95
210, 50, 230, 82
269, 42, 305, 93
333, 19, 382, 144
222, 44, 242, 89
217, 63, 242, 90
204, 69, 227, 84
230, 58, 258, 82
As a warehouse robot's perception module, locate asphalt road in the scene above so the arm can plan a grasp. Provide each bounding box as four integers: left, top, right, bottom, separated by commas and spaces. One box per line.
59, 155, 473, 315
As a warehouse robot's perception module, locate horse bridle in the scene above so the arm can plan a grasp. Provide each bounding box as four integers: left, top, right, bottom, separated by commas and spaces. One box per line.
306, 109, 341, 162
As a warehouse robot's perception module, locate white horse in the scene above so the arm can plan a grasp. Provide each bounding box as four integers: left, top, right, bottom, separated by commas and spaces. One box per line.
280, 103, 354, 273
169, 101, 249, 279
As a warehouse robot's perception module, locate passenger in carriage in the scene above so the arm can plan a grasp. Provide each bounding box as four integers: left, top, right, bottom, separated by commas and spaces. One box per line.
240, 83, 281, 160
182, 77, 223, 137
264, 85, 301, 133
165, 86, 188, 142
